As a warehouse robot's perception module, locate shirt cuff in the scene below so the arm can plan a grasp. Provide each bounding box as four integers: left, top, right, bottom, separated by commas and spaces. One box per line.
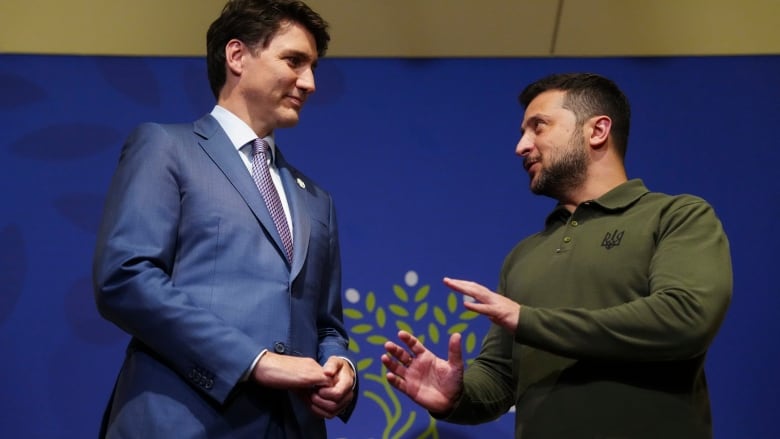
241, 348, 269, 382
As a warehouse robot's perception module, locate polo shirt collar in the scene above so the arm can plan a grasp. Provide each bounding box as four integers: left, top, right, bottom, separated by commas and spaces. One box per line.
544, 179, 649, 226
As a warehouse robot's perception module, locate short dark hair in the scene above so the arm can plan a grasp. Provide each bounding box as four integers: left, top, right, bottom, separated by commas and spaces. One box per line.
519, 73, 631, 158
206, 0, 330, 99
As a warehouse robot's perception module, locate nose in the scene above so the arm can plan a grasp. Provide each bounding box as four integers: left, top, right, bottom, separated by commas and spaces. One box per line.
515, 133, 533, 157
298, 67, 316, 95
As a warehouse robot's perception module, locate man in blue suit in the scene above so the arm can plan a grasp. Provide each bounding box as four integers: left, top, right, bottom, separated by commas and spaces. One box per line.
92, 1, 356, 437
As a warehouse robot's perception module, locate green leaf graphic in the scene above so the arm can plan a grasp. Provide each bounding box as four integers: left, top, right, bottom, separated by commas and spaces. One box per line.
367, 335, 389, 345
389, 304, 409, 317
366, 291, 377, 312
414, 285, 430, 302
433, 306, 446, 325
344, 308, 363, 319
357, 358, 373, 371
466, 332, 477, 353
447, 292, 457, 313
393, 284, 409, 302
428, 322, 440, 344
448, 323, 468, 335
459, 310, 480, 320
376, 307, 387, 327
396, 320, 413, 333
349, 338, 360, 353
352, 323, 373, 334
414, 302, 428, 321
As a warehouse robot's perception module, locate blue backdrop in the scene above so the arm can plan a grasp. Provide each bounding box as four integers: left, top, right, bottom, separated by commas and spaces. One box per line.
1, 54, 778, 438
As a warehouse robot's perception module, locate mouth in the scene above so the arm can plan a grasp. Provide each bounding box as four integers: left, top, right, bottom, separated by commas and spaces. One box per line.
524, 158, 540, 173
286, 95, 304, 109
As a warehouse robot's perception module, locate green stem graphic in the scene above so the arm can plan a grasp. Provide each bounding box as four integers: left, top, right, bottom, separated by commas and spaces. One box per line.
421, 414, 439, 439
365, 369, 405, 439
390, 410, 416, 439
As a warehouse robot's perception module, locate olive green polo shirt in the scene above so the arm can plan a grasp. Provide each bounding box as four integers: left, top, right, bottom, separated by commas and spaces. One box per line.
445, 179, 732, 439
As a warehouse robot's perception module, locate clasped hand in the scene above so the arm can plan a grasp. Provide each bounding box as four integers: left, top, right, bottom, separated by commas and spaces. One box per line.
253, 353, 354, 419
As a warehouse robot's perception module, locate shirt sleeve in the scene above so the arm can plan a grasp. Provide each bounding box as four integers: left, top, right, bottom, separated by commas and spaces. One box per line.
514, 198, 732, 362
439, 272, 518, 424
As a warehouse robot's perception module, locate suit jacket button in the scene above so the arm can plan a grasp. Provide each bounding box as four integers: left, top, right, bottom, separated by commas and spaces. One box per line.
274, 342, 286, 354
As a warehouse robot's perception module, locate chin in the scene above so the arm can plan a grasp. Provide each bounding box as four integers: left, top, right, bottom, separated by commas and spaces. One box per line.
277, 116, 301, 128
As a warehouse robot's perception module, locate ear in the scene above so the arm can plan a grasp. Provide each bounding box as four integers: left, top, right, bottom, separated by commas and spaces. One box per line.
588, 115, 612, 149
225, 39, 246, 76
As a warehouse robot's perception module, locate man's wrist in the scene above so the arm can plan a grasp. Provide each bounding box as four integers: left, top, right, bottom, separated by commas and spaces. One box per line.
242, 348, 269, 382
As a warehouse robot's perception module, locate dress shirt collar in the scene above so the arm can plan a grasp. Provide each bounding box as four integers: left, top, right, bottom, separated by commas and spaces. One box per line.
210, 105, 277, 162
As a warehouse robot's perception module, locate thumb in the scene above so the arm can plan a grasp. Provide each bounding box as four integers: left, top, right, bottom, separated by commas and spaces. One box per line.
447, 333, 464, 370
322, 357, 342, 377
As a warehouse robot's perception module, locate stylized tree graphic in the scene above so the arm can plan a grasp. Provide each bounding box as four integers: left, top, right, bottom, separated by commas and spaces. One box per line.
343, 271, 483, 439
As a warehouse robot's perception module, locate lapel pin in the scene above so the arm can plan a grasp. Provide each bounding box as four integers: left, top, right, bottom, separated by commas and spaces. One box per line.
296, 177, 306, 189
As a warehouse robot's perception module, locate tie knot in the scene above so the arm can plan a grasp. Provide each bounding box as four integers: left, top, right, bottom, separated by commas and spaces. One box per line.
252, 138, 270, 157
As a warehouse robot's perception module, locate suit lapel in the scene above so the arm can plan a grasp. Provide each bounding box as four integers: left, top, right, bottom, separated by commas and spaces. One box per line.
276, 149, 310, 280
193, 115, 290, 265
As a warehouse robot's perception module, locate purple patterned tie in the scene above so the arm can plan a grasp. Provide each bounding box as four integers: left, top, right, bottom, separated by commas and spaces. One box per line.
251, 138, 293, 263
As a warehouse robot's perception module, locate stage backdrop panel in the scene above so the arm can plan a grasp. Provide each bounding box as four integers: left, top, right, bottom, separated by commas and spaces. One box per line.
0, 54, 778, 438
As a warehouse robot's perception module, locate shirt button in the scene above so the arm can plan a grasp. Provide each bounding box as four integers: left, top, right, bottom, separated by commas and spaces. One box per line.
571, 220, 579, 227
563, 236, 572, 243
274, 342, 286, 354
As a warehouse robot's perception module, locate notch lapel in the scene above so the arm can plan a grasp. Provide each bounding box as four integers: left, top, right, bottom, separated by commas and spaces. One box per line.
276, 150, 310, 280
194, 115, 290, 265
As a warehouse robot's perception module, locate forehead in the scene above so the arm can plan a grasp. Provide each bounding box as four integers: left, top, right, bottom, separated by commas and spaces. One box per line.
265, 21, 317, 55
525, 90, 567, 115
522, 90, 574, 126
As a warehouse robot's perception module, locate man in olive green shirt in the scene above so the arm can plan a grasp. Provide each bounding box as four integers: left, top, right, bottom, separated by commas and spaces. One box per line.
382, 73, 732, 438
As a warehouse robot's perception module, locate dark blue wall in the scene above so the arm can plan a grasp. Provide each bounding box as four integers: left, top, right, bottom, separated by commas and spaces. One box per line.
1, 54, 778, 438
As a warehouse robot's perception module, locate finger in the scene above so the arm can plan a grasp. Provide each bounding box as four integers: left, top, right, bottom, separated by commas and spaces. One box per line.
445, 277, 496, 304
300, 390, 336, 419
397, 330, 428, 357
443, 277, 478, 297
311, 391, 348, 418
308, 401, 334, 420
447, 332, 464, 370
322, 357, 342, 377
317, 373, 350, 399
383, 341, 411, 366
385, 369, 408, 394
381, 353, 406, 376
463, 299, 489, 314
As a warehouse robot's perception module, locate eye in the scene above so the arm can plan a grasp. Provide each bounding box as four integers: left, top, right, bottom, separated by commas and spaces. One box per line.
285, 56, 302, 67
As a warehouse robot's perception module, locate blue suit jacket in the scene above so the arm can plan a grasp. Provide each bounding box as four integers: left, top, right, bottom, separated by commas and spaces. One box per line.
93, 114, 354, 438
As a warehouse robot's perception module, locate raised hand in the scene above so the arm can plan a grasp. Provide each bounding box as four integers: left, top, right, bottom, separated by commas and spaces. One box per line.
382, 330, 464, 415
444, 277, 521, 333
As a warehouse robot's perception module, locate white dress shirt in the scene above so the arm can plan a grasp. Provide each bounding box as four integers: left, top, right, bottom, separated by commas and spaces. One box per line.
210, 105, 293, 238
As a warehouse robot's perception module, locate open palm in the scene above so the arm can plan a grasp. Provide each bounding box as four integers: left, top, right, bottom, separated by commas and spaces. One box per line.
382, 330, 465, 414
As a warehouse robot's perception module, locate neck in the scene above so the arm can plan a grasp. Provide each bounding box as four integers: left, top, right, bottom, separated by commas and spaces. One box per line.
558, 167, 628, 212
218, 92, 271, 138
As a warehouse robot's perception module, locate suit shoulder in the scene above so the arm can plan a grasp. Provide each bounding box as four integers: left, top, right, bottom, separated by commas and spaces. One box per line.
117, 121, 201, 166
128, 121, 196, 140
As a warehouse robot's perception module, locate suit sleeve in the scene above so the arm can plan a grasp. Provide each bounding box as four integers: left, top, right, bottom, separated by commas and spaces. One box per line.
92, 123, 260, 403
313, 196, 359, 421
514, 199, 732, 362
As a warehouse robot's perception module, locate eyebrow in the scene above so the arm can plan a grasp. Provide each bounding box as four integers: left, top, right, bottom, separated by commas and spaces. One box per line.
521, 114, 546, 131
283, 48, 318, 68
